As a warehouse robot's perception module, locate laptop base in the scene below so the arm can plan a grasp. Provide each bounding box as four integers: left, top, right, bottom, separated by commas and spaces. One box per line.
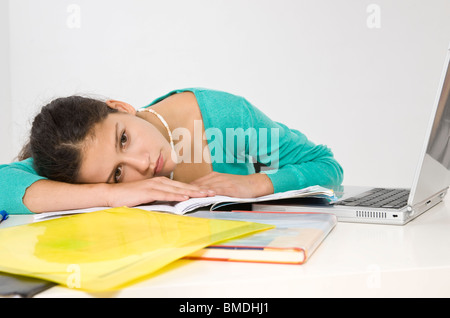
252, 185, 447, 225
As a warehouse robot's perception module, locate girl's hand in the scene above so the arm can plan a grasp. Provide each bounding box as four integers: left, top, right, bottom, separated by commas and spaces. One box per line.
190, 172, 274, 198
105, 177, 215, 207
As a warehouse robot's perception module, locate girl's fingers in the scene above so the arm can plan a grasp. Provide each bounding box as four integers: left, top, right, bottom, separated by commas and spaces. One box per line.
146, 189, 190, 202
149, 177, 215, 197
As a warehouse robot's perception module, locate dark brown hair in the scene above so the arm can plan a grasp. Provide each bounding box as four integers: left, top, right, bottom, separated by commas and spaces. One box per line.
19, 96, 117, 183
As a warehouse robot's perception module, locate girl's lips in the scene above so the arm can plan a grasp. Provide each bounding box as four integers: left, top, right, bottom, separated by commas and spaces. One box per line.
154, 153, 164, 175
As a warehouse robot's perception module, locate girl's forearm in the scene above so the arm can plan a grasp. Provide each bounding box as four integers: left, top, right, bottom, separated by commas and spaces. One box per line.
23, 179, 110, 213
23, 177, 212, 213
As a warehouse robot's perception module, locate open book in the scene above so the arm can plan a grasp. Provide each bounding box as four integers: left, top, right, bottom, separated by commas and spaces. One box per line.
33, 185, 337, 221
185, 210, 337, 264
141, 185, 336, 214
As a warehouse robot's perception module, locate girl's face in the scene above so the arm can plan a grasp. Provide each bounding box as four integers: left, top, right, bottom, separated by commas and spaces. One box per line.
77, 111, 176, 184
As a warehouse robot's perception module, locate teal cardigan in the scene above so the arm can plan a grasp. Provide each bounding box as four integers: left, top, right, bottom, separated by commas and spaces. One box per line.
0, 88, 343, 214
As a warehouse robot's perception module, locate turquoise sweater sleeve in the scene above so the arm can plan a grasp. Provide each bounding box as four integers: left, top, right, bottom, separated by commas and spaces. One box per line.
196, 89, 344, 193
0, 158, 46, 214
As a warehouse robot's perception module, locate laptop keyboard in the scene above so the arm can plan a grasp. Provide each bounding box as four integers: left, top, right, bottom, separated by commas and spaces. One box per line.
335, 188, 410, 209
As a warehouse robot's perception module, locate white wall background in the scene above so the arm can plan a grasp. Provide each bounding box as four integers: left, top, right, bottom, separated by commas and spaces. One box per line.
0, 0, 12, 163
2, 0, 450, 188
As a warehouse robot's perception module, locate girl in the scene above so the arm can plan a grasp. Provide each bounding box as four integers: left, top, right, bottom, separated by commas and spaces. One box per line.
0, 88, 343, 214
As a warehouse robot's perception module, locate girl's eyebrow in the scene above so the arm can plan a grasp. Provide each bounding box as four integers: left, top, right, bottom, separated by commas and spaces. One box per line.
105, 122, 120, 183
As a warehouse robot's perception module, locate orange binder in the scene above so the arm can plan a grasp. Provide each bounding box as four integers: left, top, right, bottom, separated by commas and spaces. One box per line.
186, 211, 337, 265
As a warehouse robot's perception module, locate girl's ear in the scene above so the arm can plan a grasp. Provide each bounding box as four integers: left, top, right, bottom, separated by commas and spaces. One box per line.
105, 100, 136, 115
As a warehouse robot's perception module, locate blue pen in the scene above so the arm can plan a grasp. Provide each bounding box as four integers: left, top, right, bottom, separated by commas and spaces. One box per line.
0, 210, 9, 223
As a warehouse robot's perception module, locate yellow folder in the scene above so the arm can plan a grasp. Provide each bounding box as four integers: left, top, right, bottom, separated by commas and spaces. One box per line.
0, 207, 272, 291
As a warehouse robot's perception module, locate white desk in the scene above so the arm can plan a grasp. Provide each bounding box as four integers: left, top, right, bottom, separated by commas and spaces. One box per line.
2, 197, 450, 298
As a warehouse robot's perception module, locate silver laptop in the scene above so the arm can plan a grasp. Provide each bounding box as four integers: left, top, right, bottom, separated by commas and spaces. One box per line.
254, 48, 450, 225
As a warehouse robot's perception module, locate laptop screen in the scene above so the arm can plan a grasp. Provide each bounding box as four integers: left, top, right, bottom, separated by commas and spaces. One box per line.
427, 61, 450, 167
410, 52, 450, 206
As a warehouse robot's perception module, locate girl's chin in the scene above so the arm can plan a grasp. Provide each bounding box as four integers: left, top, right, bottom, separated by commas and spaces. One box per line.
161, 160, 176, 178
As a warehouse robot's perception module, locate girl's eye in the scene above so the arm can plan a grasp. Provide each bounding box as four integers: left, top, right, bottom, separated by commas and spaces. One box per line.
120, 131, 128, 147
114, 166, 122, 183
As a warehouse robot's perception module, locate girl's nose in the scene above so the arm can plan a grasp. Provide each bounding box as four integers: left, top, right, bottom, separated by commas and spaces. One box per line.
124, 153, 151, 174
